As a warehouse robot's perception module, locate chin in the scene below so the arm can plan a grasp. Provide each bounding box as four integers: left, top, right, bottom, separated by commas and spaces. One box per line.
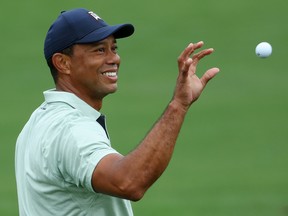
106, 86, 118, 95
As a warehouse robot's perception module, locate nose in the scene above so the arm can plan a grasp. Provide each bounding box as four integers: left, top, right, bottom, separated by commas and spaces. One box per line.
107, 51, 120, 66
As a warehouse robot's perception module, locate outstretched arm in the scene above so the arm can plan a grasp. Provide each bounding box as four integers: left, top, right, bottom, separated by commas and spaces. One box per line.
92, 41, 220, 201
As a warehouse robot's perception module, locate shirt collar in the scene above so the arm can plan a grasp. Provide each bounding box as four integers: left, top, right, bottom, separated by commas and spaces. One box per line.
43, 89, 101, 120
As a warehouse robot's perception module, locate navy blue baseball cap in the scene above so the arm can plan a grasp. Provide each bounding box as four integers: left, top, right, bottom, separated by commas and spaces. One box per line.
44, 8, 134, 60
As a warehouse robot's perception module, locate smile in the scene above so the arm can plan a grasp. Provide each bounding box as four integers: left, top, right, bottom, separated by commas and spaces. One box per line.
102, 72, 117, 77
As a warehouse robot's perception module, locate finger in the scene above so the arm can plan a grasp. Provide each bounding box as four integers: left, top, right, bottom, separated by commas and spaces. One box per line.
178, 41, 204, 63
200, 67, 220, 87
191, 48, 214, 66
178, 42, 205, 75
181, 58, 193, 75
185, 48, 214, 76
187, 41, 204, 58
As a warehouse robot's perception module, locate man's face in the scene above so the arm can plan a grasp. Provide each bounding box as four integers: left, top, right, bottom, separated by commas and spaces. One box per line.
68, 35, 121, 100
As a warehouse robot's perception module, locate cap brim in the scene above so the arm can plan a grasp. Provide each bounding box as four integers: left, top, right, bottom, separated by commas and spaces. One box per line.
76, 23, 134, 44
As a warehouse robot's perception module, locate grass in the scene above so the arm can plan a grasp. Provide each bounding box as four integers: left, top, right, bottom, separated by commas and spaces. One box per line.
1, 0, 288, 215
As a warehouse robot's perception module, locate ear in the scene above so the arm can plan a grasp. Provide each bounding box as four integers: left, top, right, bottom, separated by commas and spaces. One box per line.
51, 53, 71, 75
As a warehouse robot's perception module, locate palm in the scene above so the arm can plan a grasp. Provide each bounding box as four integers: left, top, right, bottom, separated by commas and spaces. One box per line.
173, 42, 219, 109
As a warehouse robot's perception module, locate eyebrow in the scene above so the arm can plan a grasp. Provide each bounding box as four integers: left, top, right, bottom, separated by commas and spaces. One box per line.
92, 39, 117, 46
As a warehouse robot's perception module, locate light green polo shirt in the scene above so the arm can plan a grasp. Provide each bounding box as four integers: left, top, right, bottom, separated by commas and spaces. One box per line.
15, 89, 133, 216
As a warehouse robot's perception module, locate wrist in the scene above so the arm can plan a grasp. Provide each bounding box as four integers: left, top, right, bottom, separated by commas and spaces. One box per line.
168, 100, 189, 115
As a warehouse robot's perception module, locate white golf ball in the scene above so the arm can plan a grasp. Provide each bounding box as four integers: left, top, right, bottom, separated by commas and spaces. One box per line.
255, 42, 272, 58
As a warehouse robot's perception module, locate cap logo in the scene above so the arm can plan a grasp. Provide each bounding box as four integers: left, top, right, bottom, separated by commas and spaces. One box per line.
88, 11, 101, 21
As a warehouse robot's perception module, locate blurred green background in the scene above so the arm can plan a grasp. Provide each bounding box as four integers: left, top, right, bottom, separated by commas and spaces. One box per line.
1, 0, 287, 215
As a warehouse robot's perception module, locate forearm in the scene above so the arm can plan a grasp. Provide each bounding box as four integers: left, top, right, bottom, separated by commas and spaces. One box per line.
133, 100, 187, 177
113, 100, 187, 199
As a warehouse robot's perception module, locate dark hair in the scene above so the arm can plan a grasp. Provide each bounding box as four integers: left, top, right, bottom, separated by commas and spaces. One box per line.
46, 46, 74, 83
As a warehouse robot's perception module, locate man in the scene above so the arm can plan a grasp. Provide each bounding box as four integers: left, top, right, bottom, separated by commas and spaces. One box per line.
15, 8, 219, 216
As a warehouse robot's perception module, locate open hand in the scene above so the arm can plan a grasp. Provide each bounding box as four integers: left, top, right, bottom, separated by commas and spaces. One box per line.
172, 41, 220, 110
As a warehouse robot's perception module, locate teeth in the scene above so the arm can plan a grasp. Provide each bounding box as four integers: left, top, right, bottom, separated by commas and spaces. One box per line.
103, 72, 117, 77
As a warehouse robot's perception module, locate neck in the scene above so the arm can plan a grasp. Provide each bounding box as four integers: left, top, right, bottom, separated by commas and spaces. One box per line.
55, 82, 103, 111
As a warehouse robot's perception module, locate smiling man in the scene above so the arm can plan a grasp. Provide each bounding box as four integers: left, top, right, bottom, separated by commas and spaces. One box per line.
15, 8, 219, 216
53, 37, 121, 110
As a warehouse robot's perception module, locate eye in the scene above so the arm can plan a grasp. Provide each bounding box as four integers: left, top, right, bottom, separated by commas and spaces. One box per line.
95, 47, 105, 53
112, 45, 118, 53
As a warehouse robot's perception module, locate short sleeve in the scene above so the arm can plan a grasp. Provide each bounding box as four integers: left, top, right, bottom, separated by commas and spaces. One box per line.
51, 118, 119, 192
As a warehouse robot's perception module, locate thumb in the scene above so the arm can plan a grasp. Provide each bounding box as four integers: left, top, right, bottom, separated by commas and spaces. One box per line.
200, 67, 220, 87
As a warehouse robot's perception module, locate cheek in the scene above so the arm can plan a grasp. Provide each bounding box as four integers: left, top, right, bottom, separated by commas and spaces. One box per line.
71, 57, 101, 75
72, 60, 104, 86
